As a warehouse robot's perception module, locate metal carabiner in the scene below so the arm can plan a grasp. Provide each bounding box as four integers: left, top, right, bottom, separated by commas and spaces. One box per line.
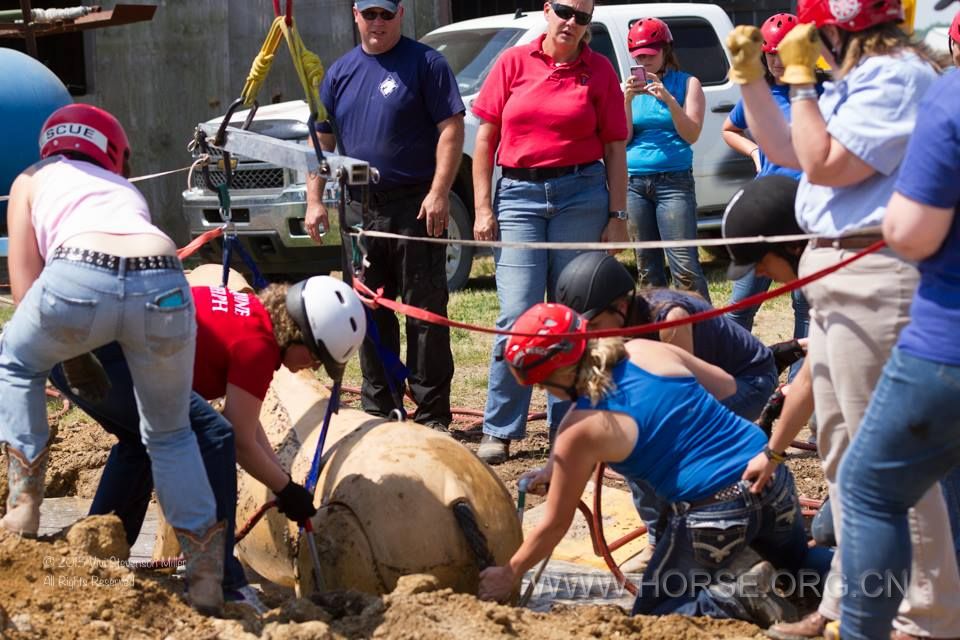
214, 97, 259, 148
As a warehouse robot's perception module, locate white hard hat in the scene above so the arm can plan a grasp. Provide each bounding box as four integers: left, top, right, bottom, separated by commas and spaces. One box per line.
285, 276, 367, 380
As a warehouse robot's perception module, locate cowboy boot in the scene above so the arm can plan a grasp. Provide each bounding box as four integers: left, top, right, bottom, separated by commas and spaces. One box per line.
174, 520, 226, 616
0, 446, 49, 537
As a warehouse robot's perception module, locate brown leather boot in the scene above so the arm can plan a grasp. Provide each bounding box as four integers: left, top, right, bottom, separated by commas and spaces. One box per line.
174, 521, 226, 616
0, 446, 49, 537
766, 611, 831, 640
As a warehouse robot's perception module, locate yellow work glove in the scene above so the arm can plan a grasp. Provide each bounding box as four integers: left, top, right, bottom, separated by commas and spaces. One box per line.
778, 23, 821, 85
726, 26, 765, 85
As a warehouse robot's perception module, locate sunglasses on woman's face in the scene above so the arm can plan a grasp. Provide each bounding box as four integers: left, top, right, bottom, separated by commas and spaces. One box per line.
550, 2, 592, 26
360, 8, 396, 21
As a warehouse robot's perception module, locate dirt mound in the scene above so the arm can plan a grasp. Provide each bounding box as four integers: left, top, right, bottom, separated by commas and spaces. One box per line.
66, 515, 130, 561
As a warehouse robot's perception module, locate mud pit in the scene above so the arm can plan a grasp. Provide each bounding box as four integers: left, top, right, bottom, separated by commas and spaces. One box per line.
0, 386, 824, 639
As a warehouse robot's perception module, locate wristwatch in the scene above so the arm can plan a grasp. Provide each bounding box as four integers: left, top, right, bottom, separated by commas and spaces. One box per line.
608, 210, 627, 220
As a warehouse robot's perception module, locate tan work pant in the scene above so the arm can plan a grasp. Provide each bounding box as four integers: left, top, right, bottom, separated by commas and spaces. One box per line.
801, 246, 960, 637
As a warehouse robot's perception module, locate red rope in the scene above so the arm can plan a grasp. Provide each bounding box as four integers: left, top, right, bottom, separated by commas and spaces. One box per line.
177, 227, 224, 261
353, 241, 886, 339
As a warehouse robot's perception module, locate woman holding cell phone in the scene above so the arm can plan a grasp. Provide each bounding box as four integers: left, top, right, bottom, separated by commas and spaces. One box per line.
624, 17, 710, 301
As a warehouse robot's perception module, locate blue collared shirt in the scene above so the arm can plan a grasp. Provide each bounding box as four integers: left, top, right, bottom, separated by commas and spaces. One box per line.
794, 53, 938, 236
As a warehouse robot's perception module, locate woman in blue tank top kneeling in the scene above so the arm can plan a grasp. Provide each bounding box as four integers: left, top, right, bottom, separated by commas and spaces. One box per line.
477, 303, 831, 628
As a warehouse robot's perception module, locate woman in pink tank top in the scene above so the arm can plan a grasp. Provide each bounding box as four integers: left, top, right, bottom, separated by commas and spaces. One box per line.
0, 103, 223, 615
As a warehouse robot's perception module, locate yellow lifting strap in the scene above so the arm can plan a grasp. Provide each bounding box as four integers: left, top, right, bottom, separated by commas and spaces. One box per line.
240, 14, 327, 121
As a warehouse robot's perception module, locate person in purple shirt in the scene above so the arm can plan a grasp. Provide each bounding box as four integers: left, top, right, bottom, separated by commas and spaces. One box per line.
305, 0, 465, 432
836, 70, 960, 640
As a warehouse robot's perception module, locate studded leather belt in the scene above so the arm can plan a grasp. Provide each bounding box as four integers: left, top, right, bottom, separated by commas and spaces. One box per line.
52, 246, 182, 272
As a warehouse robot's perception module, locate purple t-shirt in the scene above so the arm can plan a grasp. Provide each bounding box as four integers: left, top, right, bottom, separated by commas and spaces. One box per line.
319, 37, 465, 191
895, 71, 960, 365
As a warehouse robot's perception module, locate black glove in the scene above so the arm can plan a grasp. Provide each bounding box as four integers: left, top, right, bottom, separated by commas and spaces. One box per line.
274, 478, 317, 522
756, 387, 786, 437
61, 352, 111, 404
770, 339, 806, 374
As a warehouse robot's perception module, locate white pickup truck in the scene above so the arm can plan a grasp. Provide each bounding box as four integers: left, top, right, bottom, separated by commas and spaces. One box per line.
182, 3, 752, 291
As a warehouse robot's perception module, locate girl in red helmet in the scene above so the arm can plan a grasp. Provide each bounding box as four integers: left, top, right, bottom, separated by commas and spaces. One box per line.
623, 17, 711, 302
477, 303, 831, 628
0, 103, 223, 615
726, 1, 960, 638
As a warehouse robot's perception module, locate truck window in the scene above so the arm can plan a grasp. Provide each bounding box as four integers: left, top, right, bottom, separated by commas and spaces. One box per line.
588, 24, 622, 78
421, 28, 525, 96
662, 17, 730, 87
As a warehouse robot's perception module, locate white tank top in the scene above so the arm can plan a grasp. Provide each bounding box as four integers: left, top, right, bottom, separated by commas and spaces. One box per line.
30, 157, 169, 262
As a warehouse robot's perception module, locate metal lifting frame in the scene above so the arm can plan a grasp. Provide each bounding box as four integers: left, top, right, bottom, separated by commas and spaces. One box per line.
196, 121, 375, 187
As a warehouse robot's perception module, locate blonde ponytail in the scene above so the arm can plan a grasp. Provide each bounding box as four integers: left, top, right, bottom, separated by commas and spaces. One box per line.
575, 338, 628, 405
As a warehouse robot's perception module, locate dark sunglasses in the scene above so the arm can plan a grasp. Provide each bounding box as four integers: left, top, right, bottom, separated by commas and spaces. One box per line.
360, 8, 396, 21
550, 2, 592, 26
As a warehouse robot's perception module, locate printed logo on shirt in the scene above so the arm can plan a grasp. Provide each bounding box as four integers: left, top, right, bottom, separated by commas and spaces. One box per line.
208, 286, 251, 317
379, 75, 399, 98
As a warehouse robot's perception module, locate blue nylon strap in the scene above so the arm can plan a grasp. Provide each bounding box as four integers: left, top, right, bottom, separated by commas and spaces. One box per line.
363, 305, 409, 419
304, 379, 341, 495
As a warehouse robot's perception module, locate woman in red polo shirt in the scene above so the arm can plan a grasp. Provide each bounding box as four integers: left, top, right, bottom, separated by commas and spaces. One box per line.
471, 0, 628, 465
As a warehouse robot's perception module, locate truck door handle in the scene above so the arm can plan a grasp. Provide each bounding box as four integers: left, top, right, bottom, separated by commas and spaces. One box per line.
711, 102, 735, 113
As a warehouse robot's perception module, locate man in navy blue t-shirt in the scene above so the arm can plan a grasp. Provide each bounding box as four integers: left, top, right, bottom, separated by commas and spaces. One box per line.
305, 0, 465, 430
837, 70, 960, 640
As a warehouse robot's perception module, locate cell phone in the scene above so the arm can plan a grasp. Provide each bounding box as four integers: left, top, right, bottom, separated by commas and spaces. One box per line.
630, 65, 647, 83
155, 290, 185, 308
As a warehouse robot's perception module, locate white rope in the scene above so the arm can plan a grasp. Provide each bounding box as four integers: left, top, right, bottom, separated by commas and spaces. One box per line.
0, 166, 192, 203
353, 228, 882, 251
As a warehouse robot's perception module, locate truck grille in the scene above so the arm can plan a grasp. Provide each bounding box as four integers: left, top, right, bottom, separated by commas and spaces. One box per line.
191, 166, 285, 191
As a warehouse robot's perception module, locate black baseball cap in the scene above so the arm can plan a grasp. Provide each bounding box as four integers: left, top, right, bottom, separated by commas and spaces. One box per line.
721, 175, 802, 281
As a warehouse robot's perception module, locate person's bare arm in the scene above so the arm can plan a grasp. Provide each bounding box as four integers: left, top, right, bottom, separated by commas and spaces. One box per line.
7, 172, 44, 303
789, 97, 876, 187
626, 339, 736, 400
418, 113, 465, 238
740, 81, 801, 170
472, 121, 500, 241
222, 384, 290, 492
601, 140, 628, 249
883, 192, 954, 262
672, 76, 706, 144
742, 358, 814, 492
658, 307, 694, 354
305, 132, 337, 244
722, 117, 762, 173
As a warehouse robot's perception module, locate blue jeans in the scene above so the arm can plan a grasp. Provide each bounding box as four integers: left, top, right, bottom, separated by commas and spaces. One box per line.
728, 271, 811, 381
627, 171, 710, 303
839, 348, 960, 640
48, 342, 246, 591
483, 163, 609, 440
633, 466, 832, 621
0, 258, 215, 534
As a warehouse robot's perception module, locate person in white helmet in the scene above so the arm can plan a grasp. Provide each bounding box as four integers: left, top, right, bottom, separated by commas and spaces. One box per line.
49, 275, 366, 611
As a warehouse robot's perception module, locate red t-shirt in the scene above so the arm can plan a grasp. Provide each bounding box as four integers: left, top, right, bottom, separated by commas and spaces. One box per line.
192, 286, 281, 401
471, 34, 627, 169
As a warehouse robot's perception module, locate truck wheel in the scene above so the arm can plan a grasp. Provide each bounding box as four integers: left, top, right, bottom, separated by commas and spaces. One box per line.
446, 192, 474, 292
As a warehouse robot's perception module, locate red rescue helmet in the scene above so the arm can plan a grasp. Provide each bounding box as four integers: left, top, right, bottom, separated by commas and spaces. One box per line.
950, 10, 960, 45
505, 303, 587, 386
39, 103, 130, 175
627, 17, 673, 57
798, 0, 903, 32
761, 13, 799, 53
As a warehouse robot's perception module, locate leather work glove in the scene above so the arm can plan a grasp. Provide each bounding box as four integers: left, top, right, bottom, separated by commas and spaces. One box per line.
778, 23, 821, 85
770, 339, 806, 374
726, 26, 765, 85
274, 477, 318, 523
61, 352, 111, 405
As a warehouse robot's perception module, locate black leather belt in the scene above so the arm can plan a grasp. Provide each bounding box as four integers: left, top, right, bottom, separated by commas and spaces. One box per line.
502, 162, 598, 182
810, 234, 883, 250
52, 246, 181, 272
685, 481, 745, 511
